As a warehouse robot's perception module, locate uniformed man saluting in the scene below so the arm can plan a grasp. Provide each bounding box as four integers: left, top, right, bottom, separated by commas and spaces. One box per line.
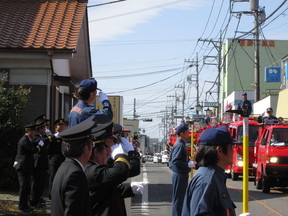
182, 126, 236, 216
68, 78, 113, 127
85, 123, 144, 216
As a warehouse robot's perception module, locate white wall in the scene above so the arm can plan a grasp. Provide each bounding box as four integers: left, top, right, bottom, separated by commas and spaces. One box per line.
253, 95, 278, 116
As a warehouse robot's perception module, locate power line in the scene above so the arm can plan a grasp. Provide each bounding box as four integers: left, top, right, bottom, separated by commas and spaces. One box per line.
236, 0, 288, 40
93, 67, 184, 79
89, 0, 189, 22
106, 66, 191, 94
88, 0, 126, 8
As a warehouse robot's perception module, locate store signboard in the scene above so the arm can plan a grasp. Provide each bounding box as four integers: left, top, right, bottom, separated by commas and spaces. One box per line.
265, 67, 281, 82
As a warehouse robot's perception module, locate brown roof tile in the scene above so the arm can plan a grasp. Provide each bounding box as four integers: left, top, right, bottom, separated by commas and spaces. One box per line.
0, 1, 87, 50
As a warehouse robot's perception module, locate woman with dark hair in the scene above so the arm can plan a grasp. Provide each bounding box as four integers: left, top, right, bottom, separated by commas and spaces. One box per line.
182, 126, 237, 216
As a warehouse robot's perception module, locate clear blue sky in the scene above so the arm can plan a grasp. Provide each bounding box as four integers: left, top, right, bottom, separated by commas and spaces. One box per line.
87, 0, 288, 139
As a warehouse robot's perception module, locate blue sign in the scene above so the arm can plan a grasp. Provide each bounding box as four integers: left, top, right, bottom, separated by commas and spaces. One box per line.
192, 114, 204, 119
265, 67, 281, 82
285, 62, 288, 79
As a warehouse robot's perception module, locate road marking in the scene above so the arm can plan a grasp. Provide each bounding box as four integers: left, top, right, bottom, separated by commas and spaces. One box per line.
227, 183, 284, 216
141, 164, 149, 215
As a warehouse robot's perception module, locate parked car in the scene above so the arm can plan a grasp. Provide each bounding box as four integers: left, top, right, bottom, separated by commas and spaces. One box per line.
161, 150, 169, 164
147, 155, 153, 162
141, 155, 146, 163
153, 153, 162, 163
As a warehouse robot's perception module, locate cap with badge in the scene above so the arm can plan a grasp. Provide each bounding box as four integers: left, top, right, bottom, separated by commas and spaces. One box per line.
242, 92, 247, 96
113, 124, 122, 135
35, 114, 50, 128
176, 124, 189, 134
53, 118, 66, 126
60, 117, 96, 142
24, 123, 37, 131
91, 122, 114, 146
266, 107, 273, 112
199, 126, 233, 146
79, 78, 100, 92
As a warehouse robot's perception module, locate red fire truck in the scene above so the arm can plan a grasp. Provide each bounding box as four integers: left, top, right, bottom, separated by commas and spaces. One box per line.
226, 118, 259, 180
253, 122, 288, 193
168, 131, 192, 156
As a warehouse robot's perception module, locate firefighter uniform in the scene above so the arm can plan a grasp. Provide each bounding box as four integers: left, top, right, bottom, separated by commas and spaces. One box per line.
68, 79, 113, 127
182, 166, 236, 216
169, 124, 190, 216
182, 126, 236, 216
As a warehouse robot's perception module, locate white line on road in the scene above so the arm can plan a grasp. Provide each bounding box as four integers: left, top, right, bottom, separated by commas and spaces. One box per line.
141, 164, 149, 215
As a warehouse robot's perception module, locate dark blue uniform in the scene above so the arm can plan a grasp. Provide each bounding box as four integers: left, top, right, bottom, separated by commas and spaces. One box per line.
237, 99, 252, 115
68, 99, 113, 127
169, 138, 190, 216
262, 115, 278, 124
182, 166, 236, 216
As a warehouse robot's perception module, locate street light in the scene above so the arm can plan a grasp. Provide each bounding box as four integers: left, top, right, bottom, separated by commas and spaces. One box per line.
205, 107, 212, 116
196, 104, 202, 114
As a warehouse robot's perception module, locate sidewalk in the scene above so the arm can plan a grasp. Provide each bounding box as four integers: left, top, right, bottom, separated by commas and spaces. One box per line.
0, 191, 51, 216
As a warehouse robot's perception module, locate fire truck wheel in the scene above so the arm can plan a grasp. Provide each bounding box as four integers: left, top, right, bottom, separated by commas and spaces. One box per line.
255, 177, 262, 189
262, 176, 270, 193
231, 172, 239, 181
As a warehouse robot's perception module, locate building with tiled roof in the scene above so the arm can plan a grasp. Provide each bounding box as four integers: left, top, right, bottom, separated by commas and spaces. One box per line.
0, 0, 91, 124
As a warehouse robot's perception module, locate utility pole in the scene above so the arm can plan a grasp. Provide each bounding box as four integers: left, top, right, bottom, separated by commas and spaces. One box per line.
230, 0, 264, 102
199, 35, 222, 118
186, 53, 199, 113
175, 83, 185, 120
133, 98, 136, 120
252, 1, 260, 102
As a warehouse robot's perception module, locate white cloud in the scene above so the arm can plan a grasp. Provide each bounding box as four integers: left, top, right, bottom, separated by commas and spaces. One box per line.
87, 0, 203, 44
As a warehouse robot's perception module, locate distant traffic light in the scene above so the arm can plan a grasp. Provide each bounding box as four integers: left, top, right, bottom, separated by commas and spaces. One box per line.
142, 118, 153, 122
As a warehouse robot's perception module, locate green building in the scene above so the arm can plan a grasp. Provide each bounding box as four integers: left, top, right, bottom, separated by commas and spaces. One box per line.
222, 39, 288, 107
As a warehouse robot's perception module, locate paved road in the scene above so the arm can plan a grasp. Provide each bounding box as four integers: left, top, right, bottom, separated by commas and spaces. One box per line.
131, 162, 172, 216
132, 162, 288, 216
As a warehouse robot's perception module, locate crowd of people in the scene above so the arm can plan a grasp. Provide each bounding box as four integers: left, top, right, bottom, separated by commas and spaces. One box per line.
14, 78, 144, 215
15, 81, 277, 216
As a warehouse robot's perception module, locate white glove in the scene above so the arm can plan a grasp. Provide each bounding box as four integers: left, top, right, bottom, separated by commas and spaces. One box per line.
111, 144, 126, 160
45, 128, 52, 136
38, 140, 45, 147
130, 182, 148, 194
120, 137, 135, 153
188, 161, 196, 168
239, 213, 252, 216
13, 161, 18, 168
98, 91, 109, 103
54, 132, 60, 138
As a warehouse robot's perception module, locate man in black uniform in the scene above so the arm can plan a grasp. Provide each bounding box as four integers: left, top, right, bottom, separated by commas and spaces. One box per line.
51, 116, 110, 216
30, 116, 51, 208
14, 124, 43, 212
47, 118, 67, 197
85, 126, 145, 216
237, 92, 252, 115
182, 126, 236, 216
109, 123, 141, 178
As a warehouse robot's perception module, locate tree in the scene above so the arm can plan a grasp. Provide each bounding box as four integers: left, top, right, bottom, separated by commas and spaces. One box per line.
0, 80, 31, 189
